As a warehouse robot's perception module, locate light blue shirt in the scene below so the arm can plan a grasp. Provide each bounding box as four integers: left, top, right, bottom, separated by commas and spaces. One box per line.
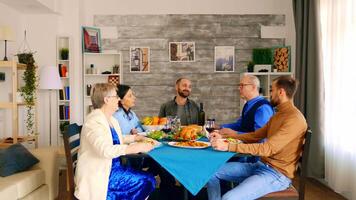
221, 96, 274, 133
113, 108, 144, 135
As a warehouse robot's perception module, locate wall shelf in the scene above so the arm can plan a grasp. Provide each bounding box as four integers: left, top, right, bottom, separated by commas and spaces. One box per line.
56, 36, 72, 146
0, 60, 38, 148
83, 52, 122, 121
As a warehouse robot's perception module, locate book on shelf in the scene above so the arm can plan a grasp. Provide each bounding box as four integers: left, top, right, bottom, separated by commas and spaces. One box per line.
59, 89, 64, 100
59, 105, 70, 120
65, 105, 70, 119
65, 86, 70, 100
58, 64, 68, 77
59, 86, 70, 100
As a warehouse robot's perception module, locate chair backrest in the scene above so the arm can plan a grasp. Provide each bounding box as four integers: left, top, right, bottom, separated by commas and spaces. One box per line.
63, 123, 82, 197
298, 128, 312, 200
260, 128, 312, 200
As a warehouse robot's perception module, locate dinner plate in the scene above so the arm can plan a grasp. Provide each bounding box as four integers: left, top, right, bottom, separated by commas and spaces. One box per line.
137, 139, 162, 149
167, 141, 211, 149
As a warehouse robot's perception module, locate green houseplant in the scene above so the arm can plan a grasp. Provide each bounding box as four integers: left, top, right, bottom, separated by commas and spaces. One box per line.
16, 51, 37, 135
247, 61, 255, 72
60, 48, 69, 60
252, 48, 273, 64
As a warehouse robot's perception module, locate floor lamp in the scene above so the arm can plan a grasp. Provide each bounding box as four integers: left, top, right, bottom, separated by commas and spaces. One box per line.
39, 66, 62, 146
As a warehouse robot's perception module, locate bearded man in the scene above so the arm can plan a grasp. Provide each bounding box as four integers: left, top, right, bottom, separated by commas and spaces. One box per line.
207, 76, 307, 200
159, 77, 199, 125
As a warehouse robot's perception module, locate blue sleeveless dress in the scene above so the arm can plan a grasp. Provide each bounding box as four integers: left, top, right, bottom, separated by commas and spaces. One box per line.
106, 127, 156, 200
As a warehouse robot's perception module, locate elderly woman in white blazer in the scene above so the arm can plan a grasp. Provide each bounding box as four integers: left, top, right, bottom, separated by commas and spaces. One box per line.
75, 83, 156, 200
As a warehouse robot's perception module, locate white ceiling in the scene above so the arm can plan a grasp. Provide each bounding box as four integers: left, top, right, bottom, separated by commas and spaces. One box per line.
0, 0, 57, 14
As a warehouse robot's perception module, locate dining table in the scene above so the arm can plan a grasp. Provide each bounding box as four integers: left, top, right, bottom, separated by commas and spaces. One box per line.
125, 139, 239, 200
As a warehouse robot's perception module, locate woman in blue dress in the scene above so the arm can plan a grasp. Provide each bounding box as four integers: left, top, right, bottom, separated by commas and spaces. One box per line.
75, 83, 155, 200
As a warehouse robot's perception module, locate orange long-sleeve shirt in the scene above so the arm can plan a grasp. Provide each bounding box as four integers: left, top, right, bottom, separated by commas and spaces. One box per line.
228, 101, 307, 178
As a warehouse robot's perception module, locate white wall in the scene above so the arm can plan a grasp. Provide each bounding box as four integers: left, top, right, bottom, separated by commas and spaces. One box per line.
0, 3, 25, 143
0, 2, 58, 146
0, 0, 295, 147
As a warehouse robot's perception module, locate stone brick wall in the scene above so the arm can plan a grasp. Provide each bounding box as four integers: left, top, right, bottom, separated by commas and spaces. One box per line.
94, 14, 285, 124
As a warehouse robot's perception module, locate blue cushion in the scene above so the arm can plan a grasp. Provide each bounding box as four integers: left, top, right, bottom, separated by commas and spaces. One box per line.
0, 143, 39, 177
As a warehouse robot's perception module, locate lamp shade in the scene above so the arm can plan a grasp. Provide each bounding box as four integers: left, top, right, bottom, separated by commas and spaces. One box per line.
0, 26, 15, 41
39, 66, 62, 90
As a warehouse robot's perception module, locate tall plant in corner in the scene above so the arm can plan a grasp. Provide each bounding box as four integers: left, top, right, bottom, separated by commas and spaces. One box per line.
17, 31, 37, 135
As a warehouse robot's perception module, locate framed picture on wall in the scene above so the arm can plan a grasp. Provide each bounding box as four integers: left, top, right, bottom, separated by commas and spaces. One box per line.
82, 26, 101, 53
130, 47, 150, 72
214, 46, 235, 72
169, 42, 195, 62
272, 46, 291, 72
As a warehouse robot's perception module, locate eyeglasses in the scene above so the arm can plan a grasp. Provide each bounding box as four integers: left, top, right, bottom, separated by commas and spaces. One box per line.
238, 83, 253, 88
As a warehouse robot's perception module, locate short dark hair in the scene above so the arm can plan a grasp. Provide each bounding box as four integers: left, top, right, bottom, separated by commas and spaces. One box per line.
273, 76, 299, 99
175, 77, 189, 85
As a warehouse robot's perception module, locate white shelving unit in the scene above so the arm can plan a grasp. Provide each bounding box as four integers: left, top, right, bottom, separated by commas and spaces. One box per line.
239, 72, 294, 113
56, 36, 72, 146
83, 52, 122, 121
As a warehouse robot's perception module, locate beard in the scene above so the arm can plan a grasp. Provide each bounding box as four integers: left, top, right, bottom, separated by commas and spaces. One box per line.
270, 97, 280, 107
178, 89, 190, 98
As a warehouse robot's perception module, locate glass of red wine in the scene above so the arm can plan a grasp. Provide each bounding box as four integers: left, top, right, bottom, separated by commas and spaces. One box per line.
205, 119, 215, 133
161, 116, 173, 133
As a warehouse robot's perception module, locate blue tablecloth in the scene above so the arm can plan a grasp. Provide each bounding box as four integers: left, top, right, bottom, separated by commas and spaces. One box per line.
148, 143, 235, 195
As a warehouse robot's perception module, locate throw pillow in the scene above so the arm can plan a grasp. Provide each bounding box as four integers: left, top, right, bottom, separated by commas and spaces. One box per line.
0, 143, 39, 177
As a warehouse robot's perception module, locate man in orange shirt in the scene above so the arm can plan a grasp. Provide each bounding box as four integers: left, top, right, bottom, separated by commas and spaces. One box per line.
207, 76, 307, 200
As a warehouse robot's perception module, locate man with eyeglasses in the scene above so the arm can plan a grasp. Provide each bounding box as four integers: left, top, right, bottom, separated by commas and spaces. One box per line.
218, 74, 274, 145
207, 76, 307, 200
216, 74, 275, 194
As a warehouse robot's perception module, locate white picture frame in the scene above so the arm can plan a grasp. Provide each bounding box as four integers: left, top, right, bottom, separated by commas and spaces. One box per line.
214, 46, 235, 72
169, 42, 195, 62
130, 47, 150, 72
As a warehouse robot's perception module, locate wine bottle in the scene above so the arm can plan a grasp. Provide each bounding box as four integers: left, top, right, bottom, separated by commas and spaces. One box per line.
198, 103, 205, 126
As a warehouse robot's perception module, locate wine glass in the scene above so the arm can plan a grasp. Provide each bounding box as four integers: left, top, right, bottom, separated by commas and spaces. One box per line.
171, 116, 181, 134
205, 119, 215, 134
162, 116, 173, 134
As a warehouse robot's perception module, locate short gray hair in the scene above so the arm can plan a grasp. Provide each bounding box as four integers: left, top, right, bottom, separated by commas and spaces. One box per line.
91, 83, 117, 109
242, 74, 260, 89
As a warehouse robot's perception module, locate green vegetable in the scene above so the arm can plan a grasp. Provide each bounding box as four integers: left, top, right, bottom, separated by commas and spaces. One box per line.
147, 130, 165, 140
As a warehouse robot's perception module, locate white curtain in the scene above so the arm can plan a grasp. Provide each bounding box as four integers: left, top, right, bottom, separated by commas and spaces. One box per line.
320, 0, 356, 199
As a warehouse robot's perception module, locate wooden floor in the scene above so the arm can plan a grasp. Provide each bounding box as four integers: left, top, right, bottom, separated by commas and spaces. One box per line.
58, 170, 346, 200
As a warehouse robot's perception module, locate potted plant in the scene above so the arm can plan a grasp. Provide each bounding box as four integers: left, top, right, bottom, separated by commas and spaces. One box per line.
16, 51, 37, 135
247, 61, 255, 72
60, 48, 69, 60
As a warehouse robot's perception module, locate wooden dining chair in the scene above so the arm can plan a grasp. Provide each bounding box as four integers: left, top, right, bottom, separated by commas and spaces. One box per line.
259, 129, 312, 200
63, 123, 82, 200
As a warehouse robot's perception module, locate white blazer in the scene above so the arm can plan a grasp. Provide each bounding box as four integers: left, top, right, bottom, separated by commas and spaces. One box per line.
74, 109, 135, 200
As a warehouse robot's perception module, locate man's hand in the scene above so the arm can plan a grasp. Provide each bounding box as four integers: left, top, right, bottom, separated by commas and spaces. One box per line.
209, 130, 222, 141
211, 139, 229, 151
219, 128, 238, 139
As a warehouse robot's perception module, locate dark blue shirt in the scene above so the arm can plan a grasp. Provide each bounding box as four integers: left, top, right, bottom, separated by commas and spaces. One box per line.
221, 96, 274, 133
